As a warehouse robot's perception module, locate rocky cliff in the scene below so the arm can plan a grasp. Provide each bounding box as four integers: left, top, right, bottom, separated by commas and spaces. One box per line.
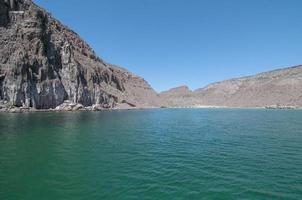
0, 0, 160, 111
160, 65, 302, 108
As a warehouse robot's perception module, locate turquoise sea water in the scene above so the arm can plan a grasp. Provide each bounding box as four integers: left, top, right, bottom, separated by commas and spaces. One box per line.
0, 109, 302, 200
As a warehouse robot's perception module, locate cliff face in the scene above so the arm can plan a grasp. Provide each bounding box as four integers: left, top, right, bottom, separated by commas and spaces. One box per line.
0, 0, 159, 110
160, 65, 302, 108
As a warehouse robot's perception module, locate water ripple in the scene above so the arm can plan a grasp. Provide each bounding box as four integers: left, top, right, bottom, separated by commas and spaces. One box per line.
0, 109, 302, 199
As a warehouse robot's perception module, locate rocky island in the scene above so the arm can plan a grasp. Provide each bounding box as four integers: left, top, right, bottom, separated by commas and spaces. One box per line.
0, 0, 302, 112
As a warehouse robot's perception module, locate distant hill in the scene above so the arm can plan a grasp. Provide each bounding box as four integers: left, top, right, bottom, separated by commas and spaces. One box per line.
160, 65, 302, 108
159, 86, 198, 107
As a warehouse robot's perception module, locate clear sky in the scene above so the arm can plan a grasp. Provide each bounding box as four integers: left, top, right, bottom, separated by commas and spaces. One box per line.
34, 0, 302, 92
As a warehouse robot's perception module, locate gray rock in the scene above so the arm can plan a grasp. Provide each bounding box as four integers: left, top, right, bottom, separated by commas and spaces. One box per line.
0, 0, 160, 112
8, 107, 21, 113
72, 103, 84, 111
92, 104, 104, 111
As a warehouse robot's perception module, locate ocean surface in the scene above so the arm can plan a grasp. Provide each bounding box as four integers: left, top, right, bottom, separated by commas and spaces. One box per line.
0, 109, 302, 200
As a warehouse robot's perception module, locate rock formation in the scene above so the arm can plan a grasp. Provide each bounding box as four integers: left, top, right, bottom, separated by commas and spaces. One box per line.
160, 65, 302, 108
4, 0, 16, 10
0, 0, 160, 111
1, 0, 301, 112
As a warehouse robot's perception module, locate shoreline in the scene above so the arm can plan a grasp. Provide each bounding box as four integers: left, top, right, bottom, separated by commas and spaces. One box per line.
1, 105, 301, 113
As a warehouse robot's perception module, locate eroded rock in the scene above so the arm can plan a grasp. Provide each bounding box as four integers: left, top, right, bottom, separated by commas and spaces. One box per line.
0, 0, 160, 112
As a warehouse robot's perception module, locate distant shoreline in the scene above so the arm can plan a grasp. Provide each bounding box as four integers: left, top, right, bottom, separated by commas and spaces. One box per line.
161, 105, 301, 110
1, 105, 301, 113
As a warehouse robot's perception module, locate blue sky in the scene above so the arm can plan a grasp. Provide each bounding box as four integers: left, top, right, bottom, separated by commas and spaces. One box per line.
34, 0, 302, 92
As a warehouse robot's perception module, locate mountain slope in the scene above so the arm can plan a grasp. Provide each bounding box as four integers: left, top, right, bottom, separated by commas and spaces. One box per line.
0, 0, 159, 111
160, 65, 302, 108
159, 86, 197, 107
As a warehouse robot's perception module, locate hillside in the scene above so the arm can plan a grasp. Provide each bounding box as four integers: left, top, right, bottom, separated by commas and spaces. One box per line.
0, 0, 160, 112
160, 65, 302, 108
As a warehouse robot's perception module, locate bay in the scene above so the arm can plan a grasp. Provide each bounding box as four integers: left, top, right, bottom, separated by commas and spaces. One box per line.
0, 109, 302, 200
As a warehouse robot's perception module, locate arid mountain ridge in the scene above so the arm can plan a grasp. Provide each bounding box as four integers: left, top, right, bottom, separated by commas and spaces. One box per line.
160, 65, 302, 108
0, 0, 301, 112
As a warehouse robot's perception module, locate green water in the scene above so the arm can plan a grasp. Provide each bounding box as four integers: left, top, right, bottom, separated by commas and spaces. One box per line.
0, 109, 302, 200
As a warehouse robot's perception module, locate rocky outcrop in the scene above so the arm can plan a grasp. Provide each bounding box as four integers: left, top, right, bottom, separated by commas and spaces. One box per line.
0, 0, 160, 111
160, 65, 302, 108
